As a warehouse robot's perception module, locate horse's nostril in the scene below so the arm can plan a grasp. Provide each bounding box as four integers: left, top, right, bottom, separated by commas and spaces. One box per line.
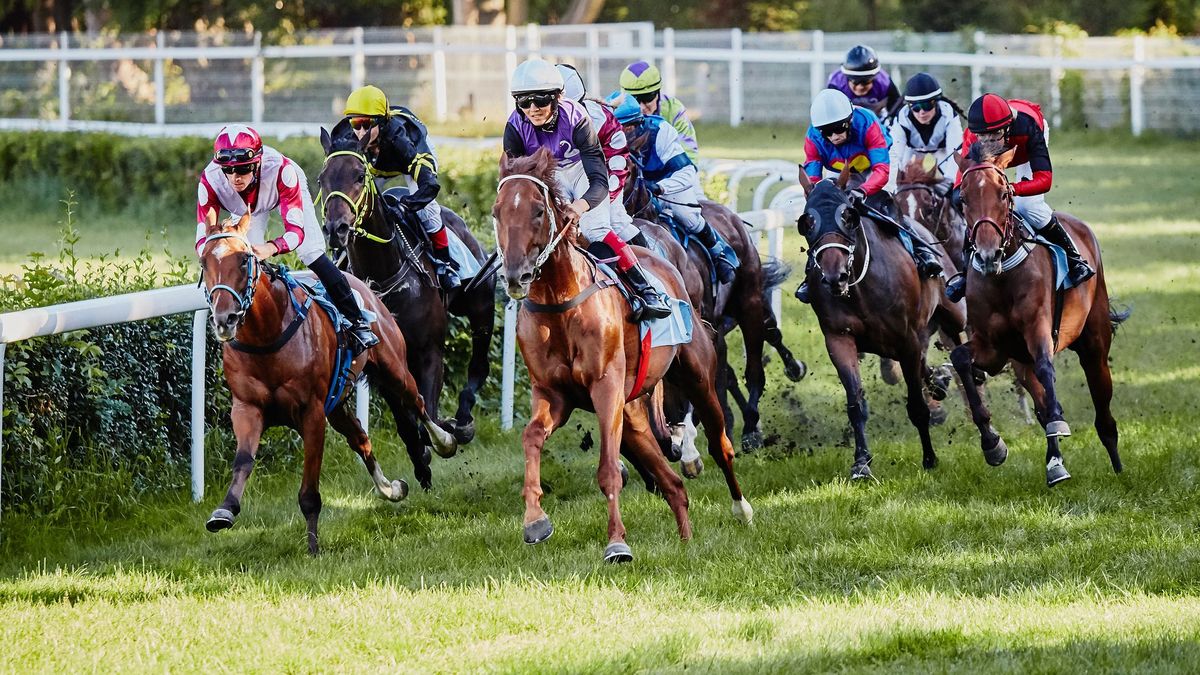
519, 272, 534, 285
839, 272, 849, 282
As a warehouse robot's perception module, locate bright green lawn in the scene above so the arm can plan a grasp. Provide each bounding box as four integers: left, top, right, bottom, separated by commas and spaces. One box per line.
2, 128, 1199, 672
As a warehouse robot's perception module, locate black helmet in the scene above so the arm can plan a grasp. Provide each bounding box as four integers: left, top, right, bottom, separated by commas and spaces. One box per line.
841, 45, 880, 78
904, 72, 942, 102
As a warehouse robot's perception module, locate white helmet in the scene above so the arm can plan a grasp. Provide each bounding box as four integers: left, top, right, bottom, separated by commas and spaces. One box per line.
810, 89, 854, 128
555, 63, 586, 102
511, 58, 564, 95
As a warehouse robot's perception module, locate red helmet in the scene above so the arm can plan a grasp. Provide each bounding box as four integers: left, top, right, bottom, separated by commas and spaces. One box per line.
967, 94, 1014, 134
213, 125, 263, 166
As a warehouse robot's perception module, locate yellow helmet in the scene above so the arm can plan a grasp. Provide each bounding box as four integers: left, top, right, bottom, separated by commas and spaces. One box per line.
344, 85, 389, 117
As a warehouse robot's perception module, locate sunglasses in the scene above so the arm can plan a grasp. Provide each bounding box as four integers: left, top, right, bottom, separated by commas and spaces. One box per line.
515, 93, 557, 109
632, 92, 658, 104
818, 120, 851, 138
849, 77, 874, 87
348, 116, 377, 131
910, 99, 937, 112
221, 164, 257, 175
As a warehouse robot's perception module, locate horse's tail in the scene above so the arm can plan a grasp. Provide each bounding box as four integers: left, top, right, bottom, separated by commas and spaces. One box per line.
1108, 297, 1133, 335
759, 257, 792, 300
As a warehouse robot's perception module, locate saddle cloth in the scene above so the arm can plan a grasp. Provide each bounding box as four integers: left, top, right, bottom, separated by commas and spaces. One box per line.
597, 262, 694, 348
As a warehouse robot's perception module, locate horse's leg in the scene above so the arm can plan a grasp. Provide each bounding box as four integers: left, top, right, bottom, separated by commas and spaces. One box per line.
765, 310, 807, 382
452, 297, 496, 444
1071, 314, 1122, 473
1012, 359, 1070, 487
590, 367, 633, 562
622, 399, 692, 539
379, 388, 432, 490
901, 349, 938, 470
521, 388, 572, 545
374, 347, 457, 474
949, 344, 1009, 466
327, 404, 407, 502
826, 336, 872, 480
206, 402, 264, 532
298, 412, 328, 556
417, 344, 451, 436
732, 298, 768, 452
714, 331, 737, 445
676, 408, 702, 479
724, 363, 750, 420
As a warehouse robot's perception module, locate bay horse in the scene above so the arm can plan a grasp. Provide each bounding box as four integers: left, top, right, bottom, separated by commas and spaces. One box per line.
494, 148, 751, 563
796, 170, 965, 479
950, 143, 1128, 487
318, 123, 496, 489
623, 158, 806, 454
199, 214, 456, 555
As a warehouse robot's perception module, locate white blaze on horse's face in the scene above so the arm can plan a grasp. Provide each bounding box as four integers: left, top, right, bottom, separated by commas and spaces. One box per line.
202, 234, 255, 343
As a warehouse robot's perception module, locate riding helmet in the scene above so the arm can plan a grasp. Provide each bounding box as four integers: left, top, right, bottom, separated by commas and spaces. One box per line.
343, 85, 389, 117
967, 93, 1014, 133
555, 63, 587, 102
213, 125, 263, 166
613, 96, 644, 125
841, 45, 881, 78
510, 58, 564, 95
619, 60, 663, 96
810, 89, 854, 129
904, 72, 942, 102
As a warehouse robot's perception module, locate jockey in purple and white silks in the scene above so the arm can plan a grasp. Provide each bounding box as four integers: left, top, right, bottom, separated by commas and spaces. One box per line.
502, 58, 670, 321
827, 45, 903, 122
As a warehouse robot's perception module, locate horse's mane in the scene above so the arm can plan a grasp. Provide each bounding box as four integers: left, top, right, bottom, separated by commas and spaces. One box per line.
500, 147, 563, 203
897, 157, 942, 185
968, 137, 1008, 164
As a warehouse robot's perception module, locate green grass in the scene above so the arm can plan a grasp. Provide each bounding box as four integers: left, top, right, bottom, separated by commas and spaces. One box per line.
2, 127, 1200, 672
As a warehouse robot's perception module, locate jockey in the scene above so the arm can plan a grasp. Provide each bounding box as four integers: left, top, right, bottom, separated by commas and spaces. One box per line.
554, 63, 652, 251
944, 93, 1095, 302
795, 89, 943, 304
503, 58, 671, 321
617, 60, 699, 162
612, 95, 740, 285
343, 84, 459, 289
888, 72, 964, 190
195, 125, 379, 353
827, 45, 903, 121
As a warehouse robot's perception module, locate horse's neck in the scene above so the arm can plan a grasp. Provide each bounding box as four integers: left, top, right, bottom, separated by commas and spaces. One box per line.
241, 272, 289, 342
349, 212, 406, 279
527, 242, 589, 307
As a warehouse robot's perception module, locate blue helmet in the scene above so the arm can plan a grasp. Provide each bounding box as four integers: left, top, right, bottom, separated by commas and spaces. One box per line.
613, 96, 643, 125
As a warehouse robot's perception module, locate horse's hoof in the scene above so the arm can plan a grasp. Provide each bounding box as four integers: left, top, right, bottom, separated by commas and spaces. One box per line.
741, 430, 763, 453
1045, 420, 1072, 438
619, 461, 630, 489
850, 463, 873, 481
603, 541, 634, 564
785, 360, 808, 382
452, 420, 475, 445
523, 516, 554, 545
681, 457, 704, 479
923, 455, 939, 470
1046, 458, 1072, 487
983, 436, 1009, 467
928, 402, 949, 426
205, 508, 235, 532
731, 498, 754, 525
665, 442, 683, 463
378, 478, 409, 502
971, 366, 988, 386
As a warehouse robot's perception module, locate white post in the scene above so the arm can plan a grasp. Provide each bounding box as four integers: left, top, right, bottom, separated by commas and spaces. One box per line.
586, 27, 601, 93
356, 377, 370, 433
190, 310, 207, 503
1050, 35, 1064, 129
251, 32, 265, 124
729, 28, 743, 127
505, 25, 518, 116
526, 23, 541, 60
0, 341, 5, 523
971, 31, 985, 102
58, 31, 70, 123
809, 30, 825, 102
662, 28, 677, 94
1131, 35, 1145, 137
154, 31, 166, 126
639, 23, 655, 54
351, 27, 365, 91
500, 299, 518, 430
768, 226, 783, 321
433, 26, 448, 123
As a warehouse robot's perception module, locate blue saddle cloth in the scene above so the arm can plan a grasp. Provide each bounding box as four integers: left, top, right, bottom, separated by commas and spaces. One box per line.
1019, 219, 1073, 291
596, 262, 694, 348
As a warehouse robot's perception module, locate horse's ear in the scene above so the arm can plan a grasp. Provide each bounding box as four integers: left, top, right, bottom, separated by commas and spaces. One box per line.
320, 127, 332, 155
797, 167, 813, 197
836, 162, 853, 190
954, 150, 968, 174
498, 152, 513, 177
994, 145, 1018, 170
232, 212, 251, 233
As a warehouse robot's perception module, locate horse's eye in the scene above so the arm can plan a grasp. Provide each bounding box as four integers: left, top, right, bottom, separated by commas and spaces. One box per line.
357, 173, 366, 183
532, 204, 545, 219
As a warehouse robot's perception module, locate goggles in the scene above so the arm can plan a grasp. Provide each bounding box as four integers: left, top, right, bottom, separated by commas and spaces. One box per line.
632, 92, 659, 104
818, 119, 852, 138
348, 115, 378, 131
221, 164, 257, 176
848, 77, 875, 87
515, 92, 557, 110
909, 99, 938, 113
215, 147, 260, 165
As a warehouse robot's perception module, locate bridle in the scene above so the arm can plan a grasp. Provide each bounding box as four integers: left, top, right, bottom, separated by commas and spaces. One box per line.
808, 204, 870, 290
496, 173, 572, 279
319, 150, 392, 245
200, 232, 262, 334
961, 162, 1021, 267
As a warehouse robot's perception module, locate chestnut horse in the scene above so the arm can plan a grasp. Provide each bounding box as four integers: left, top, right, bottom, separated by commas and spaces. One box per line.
199, 215, 456, 555
494, 149, 751, 563
318, 124, 496, 487
796, 171, 965, 479
950, 144, 1128, 487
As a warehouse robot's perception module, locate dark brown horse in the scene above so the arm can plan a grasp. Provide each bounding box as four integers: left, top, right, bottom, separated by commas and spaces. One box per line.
199, 214, 456, 555
950, 144, 1128, 487
623, 158, 806, 454
319, 124, 495, 490
796, 171, 965, 479
494, 149, 751, 563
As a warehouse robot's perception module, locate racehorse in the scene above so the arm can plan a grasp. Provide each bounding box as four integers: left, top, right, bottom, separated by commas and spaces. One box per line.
623, 157, 806, 453
199, 214, 456, 555
318, 123, 495, 489
949, 143, 1128, 487
796, 169, 964, 479
494, 148, 751, 563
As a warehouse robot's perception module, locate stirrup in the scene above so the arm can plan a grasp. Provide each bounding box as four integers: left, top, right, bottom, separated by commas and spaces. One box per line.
349, 321, 379, 353
638, 290, 672, 320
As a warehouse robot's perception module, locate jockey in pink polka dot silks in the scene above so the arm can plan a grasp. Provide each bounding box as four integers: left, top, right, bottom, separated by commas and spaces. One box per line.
195, 124, 379, 353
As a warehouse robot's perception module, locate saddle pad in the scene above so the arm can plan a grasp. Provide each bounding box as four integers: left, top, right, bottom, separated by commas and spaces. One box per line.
597, 262, 694, 348
295, 278, 377, 328
446, 228, 483, 278
1020, 219, 1074, 291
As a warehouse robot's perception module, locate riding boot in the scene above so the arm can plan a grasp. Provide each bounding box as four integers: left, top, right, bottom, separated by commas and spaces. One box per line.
692, 221, 739, 284
309, 254, 379, 354
1038, 215, 1096, 286
868, 201, 945, 279
945, 245, 972, 303
430, 241, 461, 289
621, 261, 674, 320
588, 236, 672, 321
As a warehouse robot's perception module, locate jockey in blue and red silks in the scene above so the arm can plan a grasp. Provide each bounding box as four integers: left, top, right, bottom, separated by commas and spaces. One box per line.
794, 89, 943, 304
827, 45, 904, 122
502, 58, 671, 321
196, 125, 379, 352
944, 93, 1096, 302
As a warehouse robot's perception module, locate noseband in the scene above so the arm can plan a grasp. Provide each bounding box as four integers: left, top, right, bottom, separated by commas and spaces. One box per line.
496, 173, 571, 279
962, 163, 1020, 266
201, 232, 262, 331
319, 150, 393, 245
809, 207, 870, 289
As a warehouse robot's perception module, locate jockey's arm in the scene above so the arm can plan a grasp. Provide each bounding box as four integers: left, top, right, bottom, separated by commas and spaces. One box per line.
884, 80, 904, 120
574, 116, 609, 213
396, 131, 441, 211
502, 122, 526, 159
269, 161, 308, 257
653, 125, 697, 195
887, 118, 908, 177
801, 133, 825, 184
663, 97, 700, 161
859, 121, 892, 195
1011, 129, 1053, 196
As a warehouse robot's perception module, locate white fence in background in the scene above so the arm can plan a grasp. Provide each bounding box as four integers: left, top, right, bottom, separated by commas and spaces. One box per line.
3, 24, 1200, 134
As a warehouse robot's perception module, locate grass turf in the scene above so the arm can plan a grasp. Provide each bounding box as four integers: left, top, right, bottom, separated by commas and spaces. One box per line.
1, 127, 1199, 672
